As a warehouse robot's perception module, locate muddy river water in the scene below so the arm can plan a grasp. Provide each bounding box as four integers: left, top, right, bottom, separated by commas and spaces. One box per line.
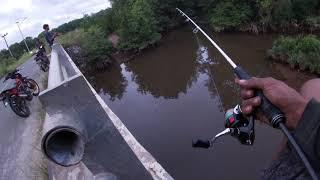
89, 27, 315, 179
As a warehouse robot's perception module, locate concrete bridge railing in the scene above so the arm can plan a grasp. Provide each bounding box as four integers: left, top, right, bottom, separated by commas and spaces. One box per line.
39, 43, 173, 180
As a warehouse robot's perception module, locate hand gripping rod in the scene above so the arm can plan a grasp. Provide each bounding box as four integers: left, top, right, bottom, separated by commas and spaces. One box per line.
176, 8, 318, 180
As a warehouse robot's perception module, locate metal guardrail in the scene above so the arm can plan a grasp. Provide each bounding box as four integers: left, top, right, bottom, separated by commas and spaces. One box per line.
39, 43, 173, 179
40, 43, 84, 167
47, 44, 77, 88
47, 49, 64, 88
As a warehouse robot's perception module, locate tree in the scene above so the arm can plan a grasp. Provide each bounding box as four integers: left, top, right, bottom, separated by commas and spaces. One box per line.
82, 26, 114, 63
291, 0, 319, 20
0, 49, 10, 60
25, 37, 36, 49
209, 0, 253, 31
119, 0, 161, 50
10, 42, 25, 58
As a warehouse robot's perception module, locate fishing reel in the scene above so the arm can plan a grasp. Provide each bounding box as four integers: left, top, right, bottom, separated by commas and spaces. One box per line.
192, 105, 255, 149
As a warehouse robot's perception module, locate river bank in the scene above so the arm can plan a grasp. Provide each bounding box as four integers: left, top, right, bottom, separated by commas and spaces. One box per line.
64, 27, 319, 179
65, 28, 319, 91
267, 35, 320, 74
86, 28, 282, 179
270, 62, 318, 90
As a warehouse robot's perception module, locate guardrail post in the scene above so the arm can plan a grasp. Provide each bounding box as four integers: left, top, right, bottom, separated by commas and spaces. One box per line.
48, 44, 64, 89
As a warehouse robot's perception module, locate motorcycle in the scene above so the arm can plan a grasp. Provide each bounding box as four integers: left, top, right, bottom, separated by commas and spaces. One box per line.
3, 69, 40, 101
35, 45, 50, 72
0, 70, 38, 117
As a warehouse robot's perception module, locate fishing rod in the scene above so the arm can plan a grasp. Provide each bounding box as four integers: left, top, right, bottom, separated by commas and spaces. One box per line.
176, 8, 319, 180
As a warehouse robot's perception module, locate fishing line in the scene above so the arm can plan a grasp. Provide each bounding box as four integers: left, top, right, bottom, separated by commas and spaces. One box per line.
177, 8, 319, 180
193, 33, 227, 147
193, 31, 225, 114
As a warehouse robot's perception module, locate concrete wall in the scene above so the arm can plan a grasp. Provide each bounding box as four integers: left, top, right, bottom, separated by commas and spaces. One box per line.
39, 43, 173, 180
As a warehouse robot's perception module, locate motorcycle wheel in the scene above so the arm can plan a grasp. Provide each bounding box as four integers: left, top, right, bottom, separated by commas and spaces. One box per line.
9, 95, 30, 118
27, 79, 40, 96
40, 56, 50, 72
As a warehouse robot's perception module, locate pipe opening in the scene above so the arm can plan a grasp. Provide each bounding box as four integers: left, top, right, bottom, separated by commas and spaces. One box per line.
44, 127, 85, 167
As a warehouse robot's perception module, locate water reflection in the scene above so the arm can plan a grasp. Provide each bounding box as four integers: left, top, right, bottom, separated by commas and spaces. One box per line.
195, 35, 219, 66
125, 29, 200, 99
90, 27, 287, 180
90, 65, 128, 101
194, 34, 224, 111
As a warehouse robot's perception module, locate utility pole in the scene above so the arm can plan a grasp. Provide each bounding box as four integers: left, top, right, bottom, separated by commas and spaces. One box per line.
1, 33, 14, 58
16, 17, 30, 53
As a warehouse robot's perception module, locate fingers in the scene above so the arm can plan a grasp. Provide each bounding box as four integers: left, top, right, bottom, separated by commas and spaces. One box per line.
241, 97, 261, 114
240, 89, 254, 99
236, 77, 266, 90
235, 78, 255, 99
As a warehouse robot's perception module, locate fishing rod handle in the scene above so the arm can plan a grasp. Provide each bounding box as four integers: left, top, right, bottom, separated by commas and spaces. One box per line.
234, 66, 285, 128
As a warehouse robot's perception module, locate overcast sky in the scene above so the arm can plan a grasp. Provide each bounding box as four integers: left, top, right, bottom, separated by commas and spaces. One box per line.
0, 0, 111, 50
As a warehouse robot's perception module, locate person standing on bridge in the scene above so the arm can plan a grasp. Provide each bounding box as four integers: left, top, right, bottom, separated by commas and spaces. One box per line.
43, 24, 60, 47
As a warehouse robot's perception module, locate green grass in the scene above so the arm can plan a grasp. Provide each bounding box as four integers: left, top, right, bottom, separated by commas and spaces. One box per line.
269, 35, 320, 73
0, 51, 34, 78
58, 29, 86, 48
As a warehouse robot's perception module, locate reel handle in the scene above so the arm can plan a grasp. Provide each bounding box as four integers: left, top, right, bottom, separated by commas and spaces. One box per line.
234, 66, 285, 128
192, 140, 211, 149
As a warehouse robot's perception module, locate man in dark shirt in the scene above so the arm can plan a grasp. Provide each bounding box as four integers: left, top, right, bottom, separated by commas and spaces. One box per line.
236, 77, 320, 179
43, 24, 59, 47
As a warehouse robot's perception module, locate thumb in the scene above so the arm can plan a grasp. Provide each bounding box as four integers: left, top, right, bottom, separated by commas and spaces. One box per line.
237, 77, 266, 90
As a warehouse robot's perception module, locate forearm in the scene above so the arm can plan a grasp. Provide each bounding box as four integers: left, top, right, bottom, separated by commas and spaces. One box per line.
292, 99, 320, 168
262, 99, 320, 179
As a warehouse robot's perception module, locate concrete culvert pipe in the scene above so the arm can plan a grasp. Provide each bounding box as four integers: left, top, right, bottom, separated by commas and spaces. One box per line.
42, 126, 85, 167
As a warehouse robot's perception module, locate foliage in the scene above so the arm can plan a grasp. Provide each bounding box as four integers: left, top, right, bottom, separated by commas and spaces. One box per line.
152, 0, 204, 31
257, 0, 274, 30
118, 0, 161, 50
0, 36, 37, 61
59, 26, 114, 67
209, 0, 253, 31
58, 29, 86, 47
0, 36, 38, 77
305, 16, 320, 28
270, 35, 320, 73
0, 52, 33, 77
271, 0, 294, 26
291, 0, 319, 21
2, 0, 317, 74
53, 9, 115, 34
81, 26, 114, 63
206, 0, 320, 32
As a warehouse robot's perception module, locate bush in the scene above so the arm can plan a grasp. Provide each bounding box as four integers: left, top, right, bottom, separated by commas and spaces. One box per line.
271, 0, 294, 26
291, 0, 319, 21
305, 16, 320, 28
58, 29, 87, 48
209, 0, 253, 31
81, 26, 114, 63
118, 0, 161, 50
58, 26, 114, 70
270, 35, 320, 73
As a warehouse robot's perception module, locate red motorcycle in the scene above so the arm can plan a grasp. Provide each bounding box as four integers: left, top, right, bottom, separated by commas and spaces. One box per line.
0, 69, 40, 117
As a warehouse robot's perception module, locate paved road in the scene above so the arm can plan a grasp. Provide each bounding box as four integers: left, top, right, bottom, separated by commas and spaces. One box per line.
0, 57, 48, 180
